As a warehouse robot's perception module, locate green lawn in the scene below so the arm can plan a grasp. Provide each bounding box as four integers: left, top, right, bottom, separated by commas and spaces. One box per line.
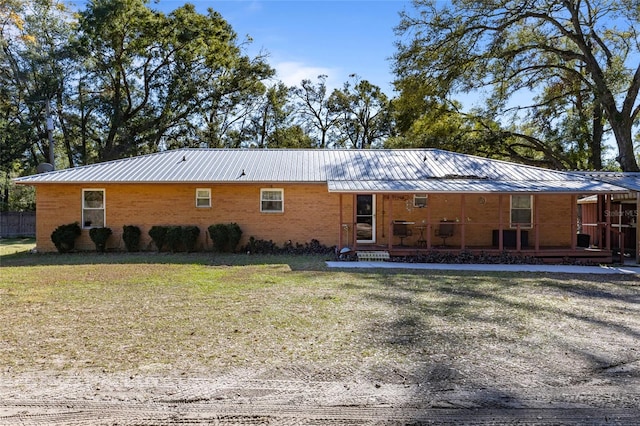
1, 251, 638, 386
0, 237, 35, 257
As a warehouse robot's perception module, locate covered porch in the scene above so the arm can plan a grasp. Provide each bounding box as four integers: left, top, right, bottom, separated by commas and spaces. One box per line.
337, 192, 614, 264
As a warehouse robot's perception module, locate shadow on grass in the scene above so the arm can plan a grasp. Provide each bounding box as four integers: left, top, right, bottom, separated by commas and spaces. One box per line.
348, 271, 640, 418
0, 249, 332, 271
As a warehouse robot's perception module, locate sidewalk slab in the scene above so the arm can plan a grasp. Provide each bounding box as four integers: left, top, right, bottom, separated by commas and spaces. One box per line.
326, 261, 640, 275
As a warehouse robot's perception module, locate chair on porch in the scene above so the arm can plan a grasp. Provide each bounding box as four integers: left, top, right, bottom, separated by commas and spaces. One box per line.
393, 221, 413, 246
435, 220, 454, 246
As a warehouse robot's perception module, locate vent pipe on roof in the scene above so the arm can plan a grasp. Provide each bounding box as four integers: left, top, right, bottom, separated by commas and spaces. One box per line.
36, 163, 54, 174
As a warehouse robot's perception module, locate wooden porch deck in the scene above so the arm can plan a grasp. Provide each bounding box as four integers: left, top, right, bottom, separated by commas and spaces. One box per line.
355, 244, 613, 264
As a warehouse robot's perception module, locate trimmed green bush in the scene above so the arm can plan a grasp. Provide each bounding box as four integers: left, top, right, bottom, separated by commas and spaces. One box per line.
227, 223, 242, 252
51, 222, 81, 253
208, 224, 229, 252
181, 225, 200, 252
122, 225, 141, 252
165, 226, 183, 252
89, 227, 112, 252
148, 226, 167, 252
208, 223, 242, 252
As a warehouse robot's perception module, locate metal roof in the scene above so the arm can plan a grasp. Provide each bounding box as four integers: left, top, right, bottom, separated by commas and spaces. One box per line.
14, 148, 629, 193
572, 172, 640, 192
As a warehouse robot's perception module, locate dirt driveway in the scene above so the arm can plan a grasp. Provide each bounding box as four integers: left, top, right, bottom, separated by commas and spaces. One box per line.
1, 362, 639, 425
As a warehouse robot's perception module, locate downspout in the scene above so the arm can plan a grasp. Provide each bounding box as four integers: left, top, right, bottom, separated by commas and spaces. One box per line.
339, 194, 343, 248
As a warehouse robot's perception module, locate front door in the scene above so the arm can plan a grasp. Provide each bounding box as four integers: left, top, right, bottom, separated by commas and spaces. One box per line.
356, 194, 376, 243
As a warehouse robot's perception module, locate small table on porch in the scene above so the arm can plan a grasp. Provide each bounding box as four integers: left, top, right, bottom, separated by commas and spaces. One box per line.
415, 225, 428, 247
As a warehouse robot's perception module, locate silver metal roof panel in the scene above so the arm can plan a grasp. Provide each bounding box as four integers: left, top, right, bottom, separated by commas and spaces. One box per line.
14, 148, 629, 193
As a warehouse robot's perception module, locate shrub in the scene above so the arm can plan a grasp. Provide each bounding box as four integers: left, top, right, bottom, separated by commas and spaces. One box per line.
89, 227, 112, 252
243, 237, 334, 255
181, 225, 200, 252
207, 223, 242, 252
244, 236, 278, 254
50, 222, 81, 253
148, 226, 167, 252
165, 226, 183, 252
208, 224, 229, 252
122, 225, 141, 252
227, 223, 242, 252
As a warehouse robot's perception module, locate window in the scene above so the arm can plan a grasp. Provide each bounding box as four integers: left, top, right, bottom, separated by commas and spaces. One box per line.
510, 195, 532, 228
261, 189, 284, 213
413, 194, 428, 208
196, 188, 211, 208
82, 189, 105, 228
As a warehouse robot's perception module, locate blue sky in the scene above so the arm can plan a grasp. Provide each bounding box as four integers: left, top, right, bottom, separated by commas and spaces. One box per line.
152, 0, 411, 94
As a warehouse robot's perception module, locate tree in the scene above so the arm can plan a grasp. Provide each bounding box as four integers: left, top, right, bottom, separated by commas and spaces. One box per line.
1, 0, 76, 170
290, 75, 340, 148
395, 0, 640, 171
329, 75, 392, 149
76, 0, 273, 160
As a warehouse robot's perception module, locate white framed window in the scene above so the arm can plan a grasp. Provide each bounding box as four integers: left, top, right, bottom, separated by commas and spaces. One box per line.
196, 188, 211, 208
413, 194, 428, 208
510, 195, 532, 228
260, 188, 284, 213
82, 189, 105, 228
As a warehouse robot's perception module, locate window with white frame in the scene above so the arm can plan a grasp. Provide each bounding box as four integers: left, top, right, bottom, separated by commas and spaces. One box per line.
510, 195, 532, 228
196, 188, 211, 208
413, 194, 428, 208
260, 188, 284, 213
82, 189, 105, 228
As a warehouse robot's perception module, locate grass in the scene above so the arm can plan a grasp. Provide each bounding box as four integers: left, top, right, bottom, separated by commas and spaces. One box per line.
0, 237, 35, 257
1, 243, 639, 388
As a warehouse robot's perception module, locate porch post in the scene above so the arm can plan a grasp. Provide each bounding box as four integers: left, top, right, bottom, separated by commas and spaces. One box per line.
636, 192, 639, 264
426, 195, 432, 249
387, 195, 393, 251
534, 194, 540, 251
352, 194, 357, 248
606, 194, 612, 250
498, 194, 504, 250
460, 194, 466, 249
570, 194, 577, 250
597, 194, 603, 247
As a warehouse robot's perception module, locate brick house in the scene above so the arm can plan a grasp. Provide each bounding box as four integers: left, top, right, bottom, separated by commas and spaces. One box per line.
15, 149, 632, 262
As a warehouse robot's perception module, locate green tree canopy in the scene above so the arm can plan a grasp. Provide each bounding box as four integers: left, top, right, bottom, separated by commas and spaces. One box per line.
394, 0, 640, 171
76, 0, 274, 160
329, 76, 393, 149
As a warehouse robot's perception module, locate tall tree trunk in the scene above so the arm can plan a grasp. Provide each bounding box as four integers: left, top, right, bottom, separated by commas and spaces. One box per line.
609, 118, 639, 172
590, 104, 603, 170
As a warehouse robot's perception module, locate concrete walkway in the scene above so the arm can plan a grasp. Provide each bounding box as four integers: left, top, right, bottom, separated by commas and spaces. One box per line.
326, 261, 640, 275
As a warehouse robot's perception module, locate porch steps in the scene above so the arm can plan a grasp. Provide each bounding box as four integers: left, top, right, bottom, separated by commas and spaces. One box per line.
357, 250, 390, 261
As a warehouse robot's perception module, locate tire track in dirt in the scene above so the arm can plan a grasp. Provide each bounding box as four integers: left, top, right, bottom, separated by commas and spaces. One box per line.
2, 400, 640, 425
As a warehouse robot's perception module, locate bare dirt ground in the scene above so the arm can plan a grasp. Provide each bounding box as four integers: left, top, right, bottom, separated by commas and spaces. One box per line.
1, 359, 639, 425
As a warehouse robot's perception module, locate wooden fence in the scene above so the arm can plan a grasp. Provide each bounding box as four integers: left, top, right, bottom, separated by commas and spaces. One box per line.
0, 212, 36, 238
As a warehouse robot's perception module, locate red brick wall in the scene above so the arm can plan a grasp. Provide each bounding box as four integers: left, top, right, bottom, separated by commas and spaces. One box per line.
32, 183, 577, 252
33, 183, 339, 252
